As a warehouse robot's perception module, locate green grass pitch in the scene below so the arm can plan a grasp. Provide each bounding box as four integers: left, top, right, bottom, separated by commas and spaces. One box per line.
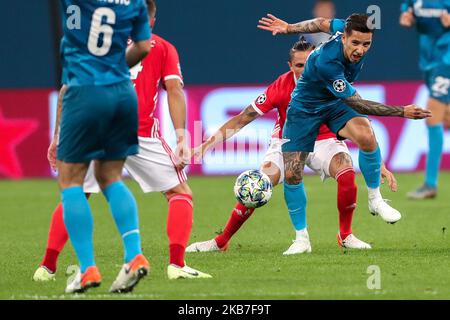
0, 173, 449, 300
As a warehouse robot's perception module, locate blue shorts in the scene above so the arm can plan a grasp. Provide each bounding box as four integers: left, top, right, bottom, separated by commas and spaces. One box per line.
282, 101, 366, 152
57, 80, 139, 163
425, 64, 450, 104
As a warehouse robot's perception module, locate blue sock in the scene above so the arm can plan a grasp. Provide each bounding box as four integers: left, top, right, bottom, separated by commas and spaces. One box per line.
284, 182, 307, 231
62, 186, 95, 273
103, 181, 142, 263
359, 146, 382, 189
425, 124, 444, 188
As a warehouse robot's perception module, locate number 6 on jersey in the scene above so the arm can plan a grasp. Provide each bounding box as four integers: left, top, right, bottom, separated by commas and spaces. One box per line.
88, 7, 116, 56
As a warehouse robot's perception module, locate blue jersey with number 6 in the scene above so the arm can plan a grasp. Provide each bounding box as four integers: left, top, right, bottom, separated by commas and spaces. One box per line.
60, 0, 151, 86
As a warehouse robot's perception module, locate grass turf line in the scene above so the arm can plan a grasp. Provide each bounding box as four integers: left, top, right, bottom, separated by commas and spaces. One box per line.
0, 173, 449, 299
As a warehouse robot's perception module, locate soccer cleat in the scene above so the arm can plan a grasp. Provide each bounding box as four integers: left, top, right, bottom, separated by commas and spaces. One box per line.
109, 254, 149, 293
407, 185, 437, 199
33, 266, 56, 282
283, 229, 312, 255
368, 198, 401, 224
167, 264, 212, 280
337, 233, 372, 249
185, 239, 227, 252
65, 266, 102, 294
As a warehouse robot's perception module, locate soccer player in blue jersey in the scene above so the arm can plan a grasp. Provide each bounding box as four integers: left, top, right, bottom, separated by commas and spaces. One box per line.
257, 13, 431, 243
400, 0, 450, 199
58, 0, 152, 293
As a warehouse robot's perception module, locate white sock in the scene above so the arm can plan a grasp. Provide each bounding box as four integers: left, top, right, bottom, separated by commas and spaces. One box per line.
295, 228, 308, 240
367, 187, 382, 201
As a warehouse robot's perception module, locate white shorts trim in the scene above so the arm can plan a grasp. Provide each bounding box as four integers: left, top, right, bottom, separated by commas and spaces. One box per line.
82, 137, 187, 193
261, 137, 350, 183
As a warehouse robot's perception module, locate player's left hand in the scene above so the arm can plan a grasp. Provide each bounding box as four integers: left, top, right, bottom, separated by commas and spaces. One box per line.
381, 164, 397, 192
174, 140, 191, 170
441, 10, 450, 28
403, 105, 432, 119
257, 14, 290, 35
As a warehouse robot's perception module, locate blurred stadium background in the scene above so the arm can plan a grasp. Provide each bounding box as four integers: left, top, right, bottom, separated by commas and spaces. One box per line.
1, 0, 449, 179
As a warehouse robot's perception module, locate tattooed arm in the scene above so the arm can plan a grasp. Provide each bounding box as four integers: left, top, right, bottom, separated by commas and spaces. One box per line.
344, 92, 431, 119
257, 14, 332, 35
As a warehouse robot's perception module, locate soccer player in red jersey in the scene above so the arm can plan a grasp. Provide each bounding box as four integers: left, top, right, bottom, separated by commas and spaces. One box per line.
186, 39, 398, 255
33, 0, 211, 283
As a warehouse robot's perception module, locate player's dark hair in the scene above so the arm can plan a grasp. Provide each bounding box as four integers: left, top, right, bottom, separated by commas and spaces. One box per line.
344, 13, 374, 35
146, 0, 156, 17
289, 37, 314, 62
315, 0, 334, 5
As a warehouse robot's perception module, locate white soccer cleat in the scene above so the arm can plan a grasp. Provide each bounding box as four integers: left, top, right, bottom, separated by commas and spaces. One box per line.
167, 264, 212, 280
109, 254, 150, 293
283, 229, 312, 255
33, 266, 56, 282
368, 198, 401, 224
337, 234, 372, 249
185, 239, 225, 252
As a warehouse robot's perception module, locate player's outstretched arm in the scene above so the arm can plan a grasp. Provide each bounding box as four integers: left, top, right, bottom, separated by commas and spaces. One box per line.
193, 105, 261, 160
343, 93, 431, 119
48, 85, 68, 171
258, 14, 332, 35
126, 39, 152, 68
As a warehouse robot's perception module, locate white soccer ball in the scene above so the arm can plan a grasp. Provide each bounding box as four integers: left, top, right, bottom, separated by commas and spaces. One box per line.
233, 170, 273, 208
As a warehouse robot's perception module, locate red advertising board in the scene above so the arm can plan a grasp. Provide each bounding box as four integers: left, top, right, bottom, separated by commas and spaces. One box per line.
1, 82, 449, 179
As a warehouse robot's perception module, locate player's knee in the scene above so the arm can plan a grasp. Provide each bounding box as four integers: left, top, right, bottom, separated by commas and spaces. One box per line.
355, 130, 377, 151
94, 172, 120, 190
260, 162, 281, 186
329, 153, 353, 178
165, 183, 192, 200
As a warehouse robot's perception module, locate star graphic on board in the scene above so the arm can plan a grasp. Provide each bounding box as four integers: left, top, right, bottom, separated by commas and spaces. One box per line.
0, 109, 39, 178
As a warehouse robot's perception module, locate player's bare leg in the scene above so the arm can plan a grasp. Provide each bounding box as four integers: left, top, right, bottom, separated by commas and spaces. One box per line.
408, 97, 447, 199
91, 160, 148, 293
33, 193, 91, 282
186, 161, 281, 254
164, 182, 211, 279
58, 161, 102, 293
329, 152, 371, 249
338, 117, 401, 223
282, 151, 312, 255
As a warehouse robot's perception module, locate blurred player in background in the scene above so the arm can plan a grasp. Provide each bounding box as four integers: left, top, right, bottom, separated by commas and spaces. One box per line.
55, 0, 152, 293
33, 0, 210, 288
256, 13, 431, 246
304, 0, 336, 47
186, 39, 400, 255
400, 0, 450, 199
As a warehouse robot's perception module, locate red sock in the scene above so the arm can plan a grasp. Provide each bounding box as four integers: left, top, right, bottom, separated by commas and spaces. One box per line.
167, 194, 194, 267
336, 168, 357, 240
41, 203, 68, 273
214, 202, 255, 249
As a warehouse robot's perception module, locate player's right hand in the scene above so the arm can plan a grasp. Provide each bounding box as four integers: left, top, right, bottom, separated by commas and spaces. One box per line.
257, 14, 289, 35
47, 140, 57, 171
403, 105, 432, 119
191, 145, 205, 164
399, 8, 415, 27
381, 164, 398, 192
